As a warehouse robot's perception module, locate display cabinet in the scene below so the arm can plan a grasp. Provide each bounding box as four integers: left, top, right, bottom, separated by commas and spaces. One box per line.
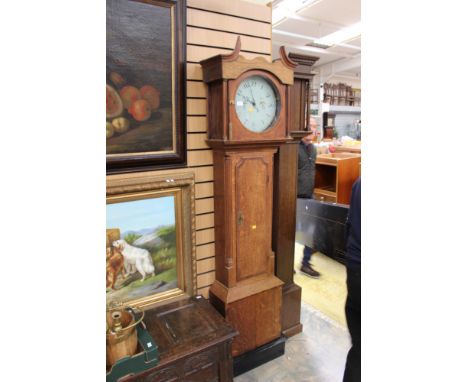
314, 153, 361, 205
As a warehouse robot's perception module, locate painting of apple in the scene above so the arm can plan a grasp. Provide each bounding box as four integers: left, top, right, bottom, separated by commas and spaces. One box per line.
119, 86, 141, 110
129, 99, 152, 122
106, 0, 186, 172
140, 85, 161, 111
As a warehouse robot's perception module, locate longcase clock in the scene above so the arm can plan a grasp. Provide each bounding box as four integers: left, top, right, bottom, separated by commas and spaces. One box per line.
200, 38, 296, 356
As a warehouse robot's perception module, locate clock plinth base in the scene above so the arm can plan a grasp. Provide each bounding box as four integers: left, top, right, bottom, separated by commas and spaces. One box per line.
281, 282, 303, 337
233, 334, 287, 377
209, 275, 283, 357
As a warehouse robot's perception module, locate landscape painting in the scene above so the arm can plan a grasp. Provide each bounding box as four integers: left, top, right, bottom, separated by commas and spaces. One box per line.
106, 0, 186, 173
106, 194, 179, 306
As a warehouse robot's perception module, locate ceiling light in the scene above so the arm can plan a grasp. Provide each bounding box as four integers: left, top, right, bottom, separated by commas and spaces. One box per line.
273, 29, 360, 51
306, 41, 331, 49
315, 23, 361, 47
293, 45, 331, 55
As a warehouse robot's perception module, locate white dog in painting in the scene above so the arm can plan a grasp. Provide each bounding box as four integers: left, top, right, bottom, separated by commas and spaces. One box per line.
112, 239, 155, 281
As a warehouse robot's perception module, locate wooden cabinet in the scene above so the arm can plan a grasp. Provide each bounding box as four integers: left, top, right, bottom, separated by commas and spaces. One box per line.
314, 153, 361, 205
334, 145, 361, 154
313, 188, 337, 203
121, 297, 238, 382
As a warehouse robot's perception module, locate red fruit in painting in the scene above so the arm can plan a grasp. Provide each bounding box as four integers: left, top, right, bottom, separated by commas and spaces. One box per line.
119, 86, 141, 109
129, 99, 151, 122
106, 84, 123, 119
140, 85, 160, 111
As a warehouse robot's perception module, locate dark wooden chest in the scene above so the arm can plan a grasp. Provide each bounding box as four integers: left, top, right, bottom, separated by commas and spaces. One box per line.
120, 296, 238, 382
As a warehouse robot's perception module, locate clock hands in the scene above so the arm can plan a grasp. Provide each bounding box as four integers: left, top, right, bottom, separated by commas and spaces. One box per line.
242, 95, 253, 105
249, 87, 259, 111
248, 88, 256, 106
241, 94, 257, 112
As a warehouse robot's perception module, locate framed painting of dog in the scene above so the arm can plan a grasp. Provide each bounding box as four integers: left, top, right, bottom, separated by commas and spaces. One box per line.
106, 172, 196, 309
106, 0, 187, 174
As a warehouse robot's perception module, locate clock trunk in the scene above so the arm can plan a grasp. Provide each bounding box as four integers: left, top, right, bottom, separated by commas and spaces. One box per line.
210, 148, 283, 356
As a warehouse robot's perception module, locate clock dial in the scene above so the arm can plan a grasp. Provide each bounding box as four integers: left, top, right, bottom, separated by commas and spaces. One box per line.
234, 75, 280, 133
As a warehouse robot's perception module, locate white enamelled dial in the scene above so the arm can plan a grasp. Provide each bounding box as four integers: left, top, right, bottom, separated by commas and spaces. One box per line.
234, 75, 280, 133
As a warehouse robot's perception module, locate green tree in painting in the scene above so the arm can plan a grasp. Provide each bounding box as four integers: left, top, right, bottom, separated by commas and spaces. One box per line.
157, 225, 176, 247
151, 225, 176, 275
124, 232, 142, 245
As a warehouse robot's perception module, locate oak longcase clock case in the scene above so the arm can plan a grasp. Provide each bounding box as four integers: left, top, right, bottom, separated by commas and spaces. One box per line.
201, 38, 296, 356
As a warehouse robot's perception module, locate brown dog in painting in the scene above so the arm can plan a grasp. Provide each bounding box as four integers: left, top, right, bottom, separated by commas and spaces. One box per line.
106, 246, 125, 290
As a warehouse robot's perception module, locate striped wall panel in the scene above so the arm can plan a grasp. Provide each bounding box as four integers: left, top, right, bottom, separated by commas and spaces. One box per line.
187, 0, 271, 294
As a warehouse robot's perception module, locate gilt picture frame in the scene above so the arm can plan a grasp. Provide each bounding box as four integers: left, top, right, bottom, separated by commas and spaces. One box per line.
106, 0, 186, 174
106, 172, 196, 309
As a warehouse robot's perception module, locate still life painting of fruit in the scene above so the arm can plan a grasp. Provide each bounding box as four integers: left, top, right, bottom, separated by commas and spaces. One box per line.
106, 0, 174, 156
106, 195, 178, 305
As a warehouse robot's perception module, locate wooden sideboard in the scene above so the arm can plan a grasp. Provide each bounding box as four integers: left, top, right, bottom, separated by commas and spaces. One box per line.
334, 145, 361, 154
314, 153, 361, 205
120, 297, 238, 382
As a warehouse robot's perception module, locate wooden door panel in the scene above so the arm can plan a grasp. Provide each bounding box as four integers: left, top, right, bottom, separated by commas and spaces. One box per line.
235, 155, 272, 281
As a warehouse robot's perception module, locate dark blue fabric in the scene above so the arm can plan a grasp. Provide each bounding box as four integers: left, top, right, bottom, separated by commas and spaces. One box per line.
298, 141, 317, 263
343, 177, 361, 381
302, 245, 313, 266
345, 177, 361, 267
343, 266, 361, 382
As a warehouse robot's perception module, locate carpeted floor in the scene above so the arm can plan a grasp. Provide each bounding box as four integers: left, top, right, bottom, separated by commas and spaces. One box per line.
293, 243, 348, 327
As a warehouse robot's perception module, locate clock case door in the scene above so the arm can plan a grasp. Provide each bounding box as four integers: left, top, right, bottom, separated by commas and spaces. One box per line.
228, 69, 287, 142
